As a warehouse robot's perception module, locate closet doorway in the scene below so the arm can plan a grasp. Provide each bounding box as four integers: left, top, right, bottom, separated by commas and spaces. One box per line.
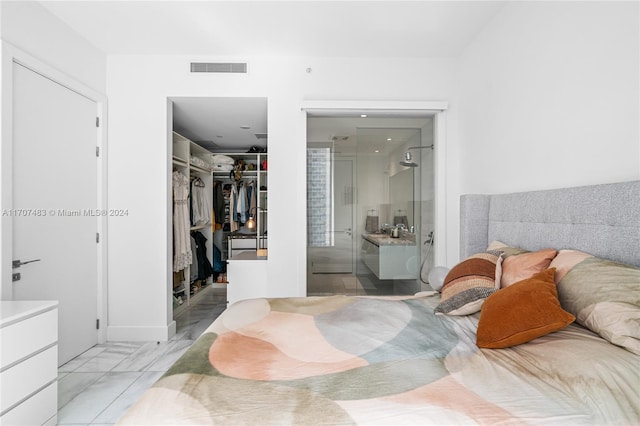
9, 61, 102, 365
169, 97, 268, 316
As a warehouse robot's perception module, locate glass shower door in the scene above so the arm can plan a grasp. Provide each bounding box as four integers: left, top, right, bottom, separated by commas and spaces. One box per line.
308, 157, 354, 274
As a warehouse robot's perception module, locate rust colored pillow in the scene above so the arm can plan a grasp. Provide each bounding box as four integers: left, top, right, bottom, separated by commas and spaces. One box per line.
500, 248, 558, 288
476, 268, 575, 349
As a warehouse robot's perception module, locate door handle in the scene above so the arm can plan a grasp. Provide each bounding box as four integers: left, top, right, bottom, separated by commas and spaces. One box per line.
12, 259, 41, 269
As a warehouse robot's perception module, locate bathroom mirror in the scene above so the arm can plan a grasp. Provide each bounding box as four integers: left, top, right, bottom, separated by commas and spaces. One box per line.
389, 168, 414, 228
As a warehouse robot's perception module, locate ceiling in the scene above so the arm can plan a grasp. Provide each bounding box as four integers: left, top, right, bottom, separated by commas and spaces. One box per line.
307, 115, 433, 156
38, 1, 505, 57
172, 97, 268, 152
38, 1, 505, 153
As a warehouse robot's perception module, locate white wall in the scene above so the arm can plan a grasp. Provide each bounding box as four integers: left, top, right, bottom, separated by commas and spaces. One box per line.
0, 1, 106, 93
106, 55, 457, 339
457, 1, 639, 196
0, 1, 106, 299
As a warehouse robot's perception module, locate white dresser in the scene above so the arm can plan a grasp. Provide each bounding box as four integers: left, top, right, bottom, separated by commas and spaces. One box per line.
0, 301, 58, 426
226, 251, 267, 305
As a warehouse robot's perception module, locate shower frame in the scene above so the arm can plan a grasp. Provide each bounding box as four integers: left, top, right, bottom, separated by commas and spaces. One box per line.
301, 100, 449, 297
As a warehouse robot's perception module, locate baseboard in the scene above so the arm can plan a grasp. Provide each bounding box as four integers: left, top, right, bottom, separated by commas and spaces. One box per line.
107, 321, 176, 342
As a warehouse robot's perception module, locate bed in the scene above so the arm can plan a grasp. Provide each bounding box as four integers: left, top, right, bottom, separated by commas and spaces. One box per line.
119, 181, 640, 425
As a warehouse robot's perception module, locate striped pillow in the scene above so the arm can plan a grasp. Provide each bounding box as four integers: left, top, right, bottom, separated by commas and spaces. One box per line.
435, 250, 502, 316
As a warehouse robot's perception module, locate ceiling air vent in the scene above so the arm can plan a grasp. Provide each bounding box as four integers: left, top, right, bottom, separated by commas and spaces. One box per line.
190, 62, 247, 73
254, 133, 268, 140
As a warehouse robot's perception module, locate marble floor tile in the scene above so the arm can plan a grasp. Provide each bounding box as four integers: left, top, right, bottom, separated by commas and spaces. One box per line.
58, 371, 104, 409
58, 345, 107, 372
145, 339, 194, 372
185, 317, 217, 340
57, 371, 142, 424
57, 286, 227, 424
92, 371, 164, 424
74, 349, 134, 373
110, 341, 171, 372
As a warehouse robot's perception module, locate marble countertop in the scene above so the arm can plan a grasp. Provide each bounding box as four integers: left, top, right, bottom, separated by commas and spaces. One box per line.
362, 233, 416, 246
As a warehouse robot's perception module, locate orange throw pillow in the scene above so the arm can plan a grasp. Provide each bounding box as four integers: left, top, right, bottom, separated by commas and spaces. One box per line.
476, 268, 575, 349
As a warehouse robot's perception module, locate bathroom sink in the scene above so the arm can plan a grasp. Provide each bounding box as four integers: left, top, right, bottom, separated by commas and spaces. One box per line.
362, 233, 415, 246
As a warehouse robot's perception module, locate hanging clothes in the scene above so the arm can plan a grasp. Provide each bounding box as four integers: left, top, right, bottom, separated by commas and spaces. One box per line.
190, 177, 211, 226
247, 180, 257, 219
229, 183, 238, 232
237, 181, 247, 224
190, 234, 199, 282
191, 231, 213, 281
173, 170, 192, 272
212, 181, 225, 231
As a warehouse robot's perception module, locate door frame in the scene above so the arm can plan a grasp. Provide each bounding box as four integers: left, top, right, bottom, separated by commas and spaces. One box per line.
300, 100, 448, 297
1, 42, 108, 343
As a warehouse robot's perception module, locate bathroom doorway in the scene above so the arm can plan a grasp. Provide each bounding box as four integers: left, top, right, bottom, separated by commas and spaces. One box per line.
306, 112, 436, 296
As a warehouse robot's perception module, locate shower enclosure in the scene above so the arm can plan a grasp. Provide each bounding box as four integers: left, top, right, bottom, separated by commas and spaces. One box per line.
306, 115, 435, 296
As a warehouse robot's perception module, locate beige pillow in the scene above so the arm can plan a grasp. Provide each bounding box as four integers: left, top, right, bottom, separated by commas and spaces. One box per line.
551, 251, 640, 355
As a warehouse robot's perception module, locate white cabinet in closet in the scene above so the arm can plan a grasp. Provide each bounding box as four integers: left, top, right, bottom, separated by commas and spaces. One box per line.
171, 132, 222, 318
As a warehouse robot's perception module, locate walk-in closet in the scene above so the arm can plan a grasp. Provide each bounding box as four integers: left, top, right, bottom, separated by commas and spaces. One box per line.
170, 97, 268, 317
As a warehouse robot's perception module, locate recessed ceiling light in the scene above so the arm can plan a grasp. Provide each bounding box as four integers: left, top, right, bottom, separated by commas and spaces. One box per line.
387, 138, 392, 141
374, 150, 380, 153
240, 125, 251, 130
360, 114, 367, 118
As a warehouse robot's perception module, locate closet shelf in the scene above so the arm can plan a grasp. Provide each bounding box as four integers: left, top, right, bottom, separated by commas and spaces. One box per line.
213, 170, 258, 176
190, 164, 212, 174
173, 158, 188, 167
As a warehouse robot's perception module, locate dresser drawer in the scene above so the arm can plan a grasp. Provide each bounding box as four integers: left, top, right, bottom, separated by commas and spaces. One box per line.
0, 344, 58, 413
0, 381, 57, 426
0, 308, 57, 370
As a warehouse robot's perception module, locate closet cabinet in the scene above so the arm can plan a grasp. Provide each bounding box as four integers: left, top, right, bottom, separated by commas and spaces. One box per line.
172, 132, 223, 318
212, 152, 268, 260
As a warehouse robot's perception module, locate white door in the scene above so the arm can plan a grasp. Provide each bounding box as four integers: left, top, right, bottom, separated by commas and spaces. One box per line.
310, 158, 354, 274
12, 62, 98, 365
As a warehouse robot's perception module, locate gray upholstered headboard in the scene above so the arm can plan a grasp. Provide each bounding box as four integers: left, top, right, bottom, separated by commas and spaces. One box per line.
460, 181, 640, 267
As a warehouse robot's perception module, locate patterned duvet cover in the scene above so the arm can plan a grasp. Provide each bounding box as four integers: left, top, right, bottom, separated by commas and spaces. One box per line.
118, 294, 639, 425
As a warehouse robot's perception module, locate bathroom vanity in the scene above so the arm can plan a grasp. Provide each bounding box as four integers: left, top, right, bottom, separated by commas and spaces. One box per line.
361, 233, 418, 280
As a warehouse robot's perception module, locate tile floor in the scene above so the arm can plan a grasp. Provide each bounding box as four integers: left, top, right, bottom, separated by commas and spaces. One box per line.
56, 286, 228, 426
306, 272, 422, 296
